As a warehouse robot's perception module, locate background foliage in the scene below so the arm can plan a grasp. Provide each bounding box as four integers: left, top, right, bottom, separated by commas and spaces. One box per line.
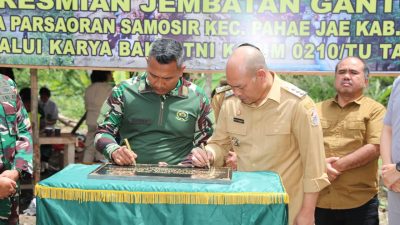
193, 73, 396, 106
13, 69, 396, 131
14, 69, 132, 123
14, 69, 90, 121
281, 75, 395, 106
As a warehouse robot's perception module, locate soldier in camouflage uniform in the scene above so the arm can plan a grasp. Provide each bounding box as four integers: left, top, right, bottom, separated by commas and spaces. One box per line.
95, 38, 214, 166
0, 74, 33, 225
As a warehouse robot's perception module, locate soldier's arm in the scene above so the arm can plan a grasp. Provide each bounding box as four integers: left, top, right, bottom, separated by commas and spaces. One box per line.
193, 93, 214, 147
95, 84, 125, 161
13, 87, 33, 180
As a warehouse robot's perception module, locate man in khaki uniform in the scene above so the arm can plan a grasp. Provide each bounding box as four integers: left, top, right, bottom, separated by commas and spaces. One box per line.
192, 44, 330, 225
315, 57, 386, 225
211, 84, 237, 169
211, 84, 233, 121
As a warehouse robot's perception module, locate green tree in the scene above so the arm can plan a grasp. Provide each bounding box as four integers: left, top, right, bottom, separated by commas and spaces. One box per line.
15, 69, 90, 120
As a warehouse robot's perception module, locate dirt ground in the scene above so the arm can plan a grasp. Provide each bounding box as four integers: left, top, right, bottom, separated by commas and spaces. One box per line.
379, 185, 389, 225
20, 215, 36, 225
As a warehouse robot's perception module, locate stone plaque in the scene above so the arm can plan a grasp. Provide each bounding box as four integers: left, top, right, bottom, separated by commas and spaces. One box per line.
88, 163, 233, 184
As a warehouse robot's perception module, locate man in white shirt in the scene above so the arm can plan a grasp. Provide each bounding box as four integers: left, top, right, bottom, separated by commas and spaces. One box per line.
39, 87, 59, 129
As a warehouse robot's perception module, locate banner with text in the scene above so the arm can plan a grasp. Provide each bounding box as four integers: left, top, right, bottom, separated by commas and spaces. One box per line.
0, 0, 399, 72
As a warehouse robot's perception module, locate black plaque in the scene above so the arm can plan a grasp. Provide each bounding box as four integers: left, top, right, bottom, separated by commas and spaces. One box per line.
88, 163, 233, 184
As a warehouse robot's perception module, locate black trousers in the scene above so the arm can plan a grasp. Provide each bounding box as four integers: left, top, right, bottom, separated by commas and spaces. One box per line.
315, 195, 379, 225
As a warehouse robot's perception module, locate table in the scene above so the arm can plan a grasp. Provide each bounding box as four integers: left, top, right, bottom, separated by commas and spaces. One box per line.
38, 133, 76, 167
36, 164, 288, 225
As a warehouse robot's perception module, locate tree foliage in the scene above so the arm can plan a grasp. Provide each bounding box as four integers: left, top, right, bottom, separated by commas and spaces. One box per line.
280, 75, 395, 106
14, 68, 90, 120
12, 69, 396, 126
193, 73, 396, 106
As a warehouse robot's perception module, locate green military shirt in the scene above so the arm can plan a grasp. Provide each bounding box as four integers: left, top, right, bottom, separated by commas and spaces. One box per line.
0, 75, 33, 224
95, 74, 214, 165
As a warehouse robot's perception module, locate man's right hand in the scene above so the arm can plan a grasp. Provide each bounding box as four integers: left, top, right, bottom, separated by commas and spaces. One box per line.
191, 147, 214, 168
111, 146, 137, 166
390, 180, 400, 192
0, 177, 16, 199
382, 163, 400, 188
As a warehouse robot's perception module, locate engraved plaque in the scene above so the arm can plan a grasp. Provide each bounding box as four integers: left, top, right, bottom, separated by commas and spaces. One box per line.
88, 163, 233, 184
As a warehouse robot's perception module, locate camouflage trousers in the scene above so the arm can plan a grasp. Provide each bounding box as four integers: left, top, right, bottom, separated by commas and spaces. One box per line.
0, 193, 19, 225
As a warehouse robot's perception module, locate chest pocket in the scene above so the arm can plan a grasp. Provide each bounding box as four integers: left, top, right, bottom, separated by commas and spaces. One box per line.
264, 122, 291, 150
320, 119, 330, 129
226, 119, 247, 151
1, 102, 18, 135
320, 119, 334, 136
345, 118, 366, 140
227, 118, 247, 136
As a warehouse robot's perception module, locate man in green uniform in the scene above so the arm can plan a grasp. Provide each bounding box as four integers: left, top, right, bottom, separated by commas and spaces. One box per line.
95, 38, 214, 165
0, 74, 33, 225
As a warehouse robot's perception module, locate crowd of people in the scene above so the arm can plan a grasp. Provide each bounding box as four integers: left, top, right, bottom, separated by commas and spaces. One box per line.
0, 38, 399, 225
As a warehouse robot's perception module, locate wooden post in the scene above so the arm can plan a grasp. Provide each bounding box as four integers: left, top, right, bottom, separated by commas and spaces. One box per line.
30, 69, 40, 184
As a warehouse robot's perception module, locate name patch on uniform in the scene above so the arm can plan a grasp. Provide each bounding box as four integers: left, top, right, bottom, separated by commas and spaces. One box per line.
176, 111, 189, 122
129, 118, 152, 125
233, 117, 244, 124
225, 90, 234, 98
215, 85, 231, 94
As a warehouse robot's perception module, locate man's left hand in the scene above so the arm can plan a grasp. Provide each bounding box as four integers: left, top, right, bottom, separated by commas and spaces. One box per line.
225, 151, 237, 170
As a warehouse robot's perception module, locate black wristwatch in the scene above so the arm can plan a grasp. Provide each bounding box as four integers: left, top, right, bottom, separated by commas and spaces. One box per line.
396, 162, 400, 172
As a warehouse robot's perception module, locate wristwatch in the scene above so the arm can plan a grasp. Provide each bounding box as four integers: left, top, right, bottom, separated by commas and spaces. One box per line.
396, 162, 400, 172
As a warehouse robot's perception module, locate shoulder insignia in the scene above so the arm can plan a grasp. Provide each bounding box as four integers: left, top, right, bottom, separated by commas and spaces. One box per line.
310, 108, 320, 127
215, 85, 231, 94
303, 98, 315, 110
224, 90, 234, 98
282, 82, 307, 98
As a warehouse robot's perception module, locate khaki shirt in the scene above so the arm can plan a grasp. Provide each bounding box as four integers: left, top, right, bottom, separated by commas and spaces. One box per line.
316, 96, 386, 209
207, 75, 330, 225
211, 85, 233, 121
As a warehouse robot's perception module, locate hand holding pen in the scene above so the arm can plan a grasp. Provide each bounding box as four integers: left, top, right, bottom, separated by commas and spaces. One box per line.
191, 143, 213, 168
111, 138, 137, 166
